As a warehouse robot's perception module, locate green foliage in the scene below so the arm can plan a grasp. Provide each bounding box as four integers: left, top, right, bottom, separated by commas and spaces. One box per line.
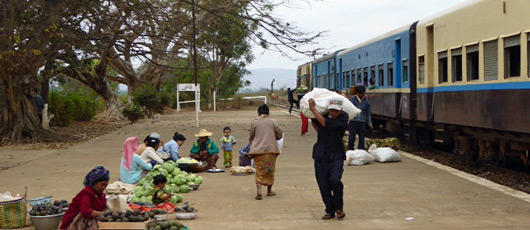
133, 84, 170, 117
122, 104, 144, 124
48, 91, 99, 126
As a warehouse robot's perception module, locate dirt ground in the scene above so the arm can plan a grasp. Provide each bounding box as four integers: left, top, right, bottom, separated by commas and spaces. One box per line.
1, 108, 530, 230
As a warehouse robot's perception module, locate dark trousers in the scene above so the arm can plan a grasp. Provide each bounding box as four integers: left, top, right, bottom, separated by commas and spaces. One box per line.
315, 158, 344, 215
348, 121, 367, 150
288, 100, 299, 113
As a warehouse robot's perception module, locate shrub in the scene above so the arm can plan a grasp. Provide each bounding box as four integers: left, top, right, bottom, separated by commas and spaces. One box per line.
48, 91, 99, 126
133, 84, 171, 117
122, 104, 144, 124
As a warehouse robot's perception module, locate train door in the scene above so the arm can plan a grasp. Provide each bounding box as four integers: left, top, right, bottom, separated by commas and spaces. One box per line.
339, 58, 343, 90
395, 39, 402, 88
327, 61, 331, 89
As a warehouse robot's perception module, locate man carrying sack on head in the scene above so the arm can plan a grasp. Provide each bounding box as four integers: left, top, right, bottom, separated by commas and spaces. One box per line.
308, 97, 349, 220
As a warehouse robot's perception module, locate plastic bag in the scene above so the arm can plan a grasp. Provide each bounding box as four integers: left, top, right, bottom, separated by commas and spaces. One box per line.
345, 150, 374, 166
368, 144, 401, 163
277, 134, 284, 153
299, 88, 361, 120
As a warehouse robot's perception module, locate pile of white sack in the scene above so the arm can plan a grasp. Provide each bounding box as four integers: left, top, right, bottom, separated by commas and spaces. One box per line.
345, 144, 402, 166
299, 88, 361, 120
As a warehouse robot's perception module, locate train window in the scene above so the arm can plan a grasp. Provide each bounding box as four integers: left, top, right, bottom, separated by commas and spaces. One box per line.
451, 48, 463, 82
418, 55, 425, 84
504, 35, 521, 78
466, 45, 479, 81
343, 71, 348, 89
379, 65, 384, 87
484, 40, 498, 81
402, 60, 409, 82
438, 51, 448, 83
357, 69, 361, 84
350, 70, 355, 86
370, 66, 376, 87
363, 67, 368, 87
388, 62, 394, 87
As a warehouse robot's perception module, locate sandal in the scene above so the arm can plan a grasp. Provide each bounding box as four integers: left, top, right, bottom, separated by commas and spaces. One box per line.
255, 194, 262, 200
336, 210, 346, 219
266, 192, 276, 196
322, 213, 335, 220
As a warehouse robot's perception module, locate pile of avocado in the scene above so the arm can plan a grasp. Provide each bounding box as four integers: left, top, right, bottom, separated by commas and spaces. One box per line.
148, 220, 186, 230
28, 200, 69, 216
98, 210, 167, 222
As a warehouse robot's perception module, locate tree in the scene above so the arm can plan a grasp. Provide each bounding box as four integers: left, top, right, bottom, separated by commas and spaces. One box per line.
0, 0, 89, 140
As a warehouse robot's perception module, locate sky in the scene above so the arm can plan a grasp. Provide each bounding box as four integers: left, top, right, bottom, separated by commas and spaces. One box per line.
247, 0, 468, 70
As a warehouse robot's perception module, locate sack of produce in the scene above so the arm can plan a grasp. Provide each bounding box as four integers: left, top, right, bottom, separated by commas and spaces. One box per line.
345, 150, 374, 166
230, 166, 255, 175
299, 88, 361, 120
368, 144, 401, 163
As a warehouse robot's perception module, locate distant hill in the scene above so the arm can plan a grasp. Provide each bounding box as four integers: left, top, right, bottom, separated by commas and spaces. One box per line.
242, 68, 297, 91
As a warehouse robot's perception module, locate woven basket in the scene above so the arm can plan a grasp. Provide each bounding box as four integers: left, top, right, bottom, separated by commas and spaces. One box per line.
187, 163, 209, 172
0, 196, 27, 229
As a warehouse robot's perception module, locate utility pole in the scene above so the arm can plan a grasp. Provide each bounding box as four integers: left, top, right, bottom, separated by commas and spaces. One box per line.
192, 0, 199, 127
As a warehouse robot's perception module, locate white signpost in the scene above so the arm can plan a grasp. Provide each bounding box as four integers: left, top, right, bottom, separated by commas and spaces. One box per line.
177, 83, 200, 127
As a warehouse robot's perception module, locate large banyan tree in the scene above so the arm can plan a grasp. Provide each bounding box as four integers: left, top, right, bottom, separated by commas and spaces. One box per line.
0, 0, 324, 141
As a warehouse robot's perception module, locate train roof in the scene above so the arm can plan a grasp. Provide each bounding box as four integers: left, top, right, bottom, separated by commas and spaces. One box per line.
337, 22, 416, 57
312, 49, 345, 64
418, 0, 482, 26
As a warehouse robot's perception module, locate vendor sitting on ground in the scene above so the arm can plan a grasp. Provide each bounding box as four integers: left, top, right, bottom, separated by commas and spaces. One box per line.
140, 134, 165, 166
190, 129, 220, 170
136, 135, 150, 155
120, 137, 153, 184
158, 132, 186, 161
61, 166, 109, 230
152, 175, 172, 205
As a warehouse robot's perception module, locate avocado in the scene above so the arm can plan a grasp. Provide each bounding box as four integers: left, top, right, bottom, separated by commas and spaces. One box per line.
169, 226, 178, 230
97, 216, 106, 222
115, 218, 121, 222
129, 216, 138, 222
112, 213, 120, 219
125, 210, 133, 217
107, 217, 114, 222
122, 218, 129, 222
159, 222, 170, 230
154, 226, 162, 230
133, 210, 141, 216
138, 216, 145, 222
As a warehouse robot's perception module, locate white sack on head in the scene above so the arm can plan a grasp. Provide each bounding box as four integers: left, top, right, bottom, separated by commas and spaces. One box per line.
370, 147, 401, 163
345, 150, 374, 166
299, 88, 361, 120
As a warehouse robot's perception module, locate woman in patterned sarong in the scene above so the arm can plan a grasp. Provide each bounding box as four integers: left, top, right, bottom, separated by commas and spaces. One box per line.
248, 104, 283, 200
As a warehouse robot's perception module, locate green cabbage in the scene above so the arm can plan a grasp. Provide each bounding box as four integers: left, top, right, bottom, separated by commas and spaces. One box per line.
179, 185, 190, 193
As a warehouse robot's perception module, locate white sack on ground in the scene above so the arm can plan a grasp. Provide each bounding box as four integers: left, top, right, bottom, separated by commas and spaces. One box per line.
369, 147, 401, 163
299, 88, 361, 120
345, 150, 374, 166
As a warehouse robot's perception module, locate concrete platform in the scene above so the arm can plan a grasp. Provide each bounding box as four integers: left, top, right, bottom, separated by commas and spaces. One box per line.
1, 109, 529, 230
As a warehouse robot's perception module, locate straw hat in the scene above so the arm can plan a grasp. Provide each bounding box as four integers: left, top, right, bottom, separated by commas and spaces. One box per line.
195, 129, 213, 137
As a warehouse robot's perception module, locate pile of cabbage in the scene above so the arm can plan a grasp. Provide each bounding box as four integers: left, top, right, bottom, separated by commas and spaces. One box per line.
130, 161, 204, 204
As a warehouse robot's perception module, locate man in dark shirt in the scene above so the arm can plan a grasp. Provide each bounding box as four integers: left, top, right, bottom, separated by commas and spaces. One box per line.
348, 85, 372, 150
32, 88, 45, 123
309, 97, 349, 220
287, 87, 298, 114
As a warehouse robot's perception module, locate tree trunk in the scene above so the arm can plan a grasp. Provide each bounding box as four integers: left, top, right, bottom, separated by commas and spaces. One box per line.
73, 72, 124, 121
0, 80, 51, 141
96, 89, 124, 121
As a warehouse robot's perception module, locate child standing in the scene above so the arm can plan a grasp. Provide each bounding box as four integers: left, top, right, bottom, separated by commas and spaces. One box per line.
152, 175, 172, 205
219, 126, 237, 168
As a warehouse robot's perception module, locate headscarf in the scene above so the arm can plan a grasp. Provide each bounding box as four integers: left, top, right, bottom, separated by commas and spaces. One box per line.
123, 137, 140, 171
83, 166, 110, 187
